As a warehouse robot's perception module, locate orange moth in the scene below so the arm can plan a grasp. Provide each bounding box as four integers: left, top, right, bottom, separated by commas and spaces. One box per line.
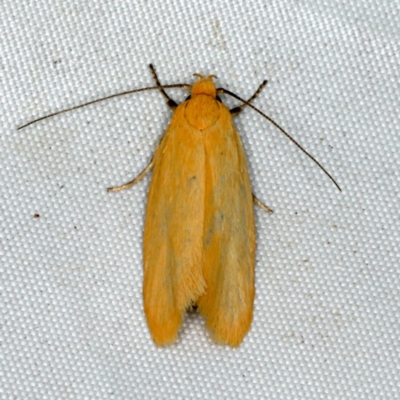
18, 65, 340, 346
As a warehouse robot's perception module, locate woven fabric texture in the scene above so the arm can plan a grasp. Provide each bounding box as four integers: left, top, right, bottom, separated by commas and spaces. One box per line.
1, 1, 399, 399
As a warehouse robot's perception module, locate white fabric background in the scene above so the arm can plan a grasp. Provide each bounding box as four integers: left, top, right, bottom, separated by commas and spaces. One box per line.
1, 1, 399, 399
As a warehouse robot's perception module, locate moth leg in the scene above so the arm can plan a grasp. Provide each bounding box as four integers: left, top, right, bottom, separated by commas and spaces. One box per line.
107, 159, 154, 192
149, 64, 178, 110
253, 193, 273, 214
230, 80, 268, 115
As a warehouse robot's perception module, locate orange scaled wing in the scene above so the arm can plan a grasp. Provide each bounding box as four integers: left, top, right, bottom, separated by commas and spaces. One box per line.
143, 104, 207, 345
197, 103, 255, 347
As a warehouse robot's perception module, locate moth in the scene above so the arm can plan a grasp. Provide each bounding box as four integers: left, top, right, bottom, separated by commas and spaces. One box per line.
19, 65, 340, 346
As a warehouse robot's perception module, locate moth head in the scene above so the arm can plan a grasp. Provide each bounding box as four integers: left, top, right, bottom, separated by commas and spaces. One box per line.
191, 73, 217, 97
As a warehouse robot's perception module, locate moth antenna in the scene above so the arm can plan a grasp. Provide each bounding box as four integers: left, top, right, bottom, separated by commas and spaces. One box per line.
218, 87, 341, 192
18, 84, 189, 130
